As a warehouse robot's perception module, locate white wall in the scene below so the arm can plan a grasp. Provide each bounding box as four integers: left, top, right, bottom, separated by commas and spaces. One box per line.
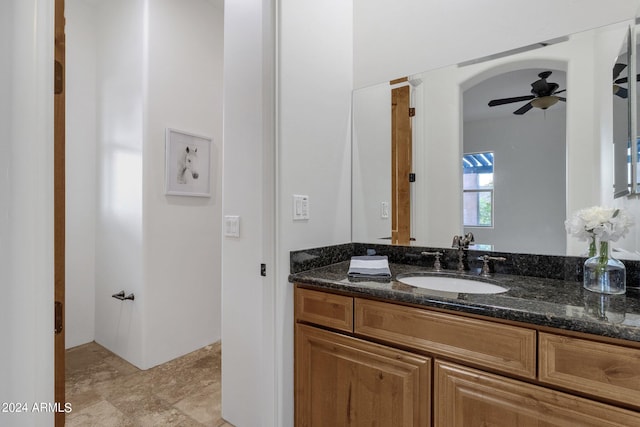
144, 0, 223, 369
221, 0, 277, 425
419, 66, 464, 246
66, 0, 223, 368
93, 0, 146, 367
352, 85, 391, 242
222, 0, 352, 425
66, 0, 97, 349
464, 112, 567, 254
277, 0, 353, 425
0, 0, 55, 425
353, 0, 640, 88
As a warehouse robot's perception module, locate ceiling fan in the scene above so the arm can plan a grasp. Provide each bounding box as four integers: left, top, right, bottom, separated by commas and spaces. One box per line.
487, 71, 566, 115
612, 63, 640, 99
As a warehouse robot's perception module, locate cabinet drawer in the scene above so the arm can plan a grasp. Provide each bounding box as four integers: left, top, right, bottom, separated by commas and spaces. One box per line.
295, 286, 354, 332
435, 360, 640, 427
539, 332, 640, 408
355, 298, 536, 378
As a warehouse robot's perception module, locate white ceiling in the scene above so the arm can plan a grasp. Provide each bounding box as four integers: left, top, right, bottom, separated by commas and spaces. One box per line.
463, 68, 567, 122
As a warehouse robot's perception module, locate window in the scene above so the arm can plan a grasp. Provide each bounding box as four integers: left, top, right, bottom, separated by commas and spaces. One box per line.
463, 152, 494, 227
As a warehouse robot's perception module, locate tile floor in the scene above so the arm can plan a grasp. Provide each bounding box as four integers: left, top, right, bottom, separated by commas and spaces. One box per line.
65, 341, 233, 427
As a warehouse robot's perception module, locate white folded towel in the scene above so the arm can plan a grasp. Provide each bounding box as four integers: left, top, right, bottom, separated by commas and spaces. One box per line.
348, 255, 391, 278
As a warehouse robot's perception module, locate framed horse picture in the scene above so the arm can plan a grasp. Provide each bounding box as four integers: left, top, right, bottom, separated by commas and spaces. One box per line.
165, 128, 212, 197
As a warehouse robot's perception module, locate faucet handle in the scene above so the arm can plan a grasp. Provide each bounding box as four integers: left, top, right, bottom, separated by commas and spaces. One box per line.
479, 254, 506, 277
421, 251, 443, 271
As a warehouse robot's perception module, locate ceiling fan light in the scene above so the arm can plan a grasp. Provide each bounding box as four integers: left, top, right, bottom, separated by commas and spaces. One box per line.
531, 96, 559, 110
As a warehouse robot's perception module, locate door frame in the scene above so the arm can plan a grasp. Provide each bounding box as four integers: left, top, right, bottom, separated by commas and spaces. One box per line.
54, 0, 65, 425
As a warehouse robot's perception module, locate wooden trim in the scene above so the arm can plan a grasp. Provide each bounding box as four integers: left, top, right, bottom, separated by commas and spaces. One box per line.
390, 76, 409, 85
54, 0, 65, 425
391, 85, 412, 245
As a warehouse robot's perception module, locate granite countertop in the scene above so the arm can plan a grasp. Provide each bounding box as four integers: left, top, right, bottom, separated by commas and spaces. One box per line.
289, 261, 640, 343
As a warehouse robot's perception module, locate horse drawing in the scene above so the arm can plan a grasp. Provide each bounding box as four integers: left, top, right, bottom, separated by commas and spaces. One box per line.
177, 146, 200, 184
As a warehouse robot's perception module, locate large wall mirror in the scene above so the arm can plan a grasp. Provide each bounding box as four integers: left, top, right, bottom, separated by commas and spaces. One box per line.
352, 20, 639, 258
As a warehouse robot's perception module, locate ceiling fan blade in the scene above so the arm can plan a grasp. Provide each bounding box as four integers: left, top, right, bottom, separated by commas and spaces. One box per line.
556, 96, 566, 102
488, 95, 535, 107
613, 63, 627, 80
614, 86, 628, 99
513, 102, 533, 115
552, 89, 566, 95
613, 73, 640, 84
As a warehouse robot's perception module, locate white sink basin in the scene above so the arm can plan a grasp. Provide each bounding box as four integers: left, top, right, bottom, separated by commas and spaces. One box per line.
397, 275, 508, 294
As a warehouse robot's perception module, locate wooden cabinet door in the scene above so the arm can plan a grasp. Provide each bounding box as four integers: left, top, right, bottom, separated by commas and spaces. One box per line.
295, 324, 431, 427
435, 360, 640, 427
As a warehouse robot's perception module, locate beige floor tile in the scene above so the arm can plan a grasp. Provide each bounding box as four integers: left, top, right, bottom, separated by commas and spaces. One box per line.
65, 341, 229, 427
173, 383, 221, 425
66, 400, 134, 427
132, 407, 204, 427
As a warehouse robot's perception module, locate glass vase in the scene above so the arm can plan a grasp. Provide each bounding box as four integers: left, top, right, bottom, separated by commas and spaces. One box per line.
583, 241, 626, 295
583, 292, 626, 324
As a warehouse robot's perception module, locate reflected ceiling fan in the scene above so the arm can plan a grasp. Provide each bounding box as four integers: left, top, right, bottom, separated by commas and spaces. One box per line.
612, 63, 640, 99
487, 71, 566, 115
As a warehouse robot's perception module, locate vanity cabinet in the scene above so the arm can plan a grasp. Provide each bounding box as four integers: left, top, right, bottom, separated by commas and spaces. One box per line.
295, 287, 431, 427
294, 285, 640, 426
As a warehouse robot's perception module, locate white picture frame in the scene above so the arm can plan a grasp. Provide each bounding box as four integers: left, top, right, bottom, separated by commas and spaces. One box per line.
165, 128, 211, 197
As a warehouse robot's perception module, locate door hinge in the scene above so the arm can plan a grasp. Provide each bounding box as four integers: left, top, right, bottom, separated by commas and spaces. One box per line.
260, 263, 267, 277
54, 301, 63, 334
409, 173, 416, 182
409, 107, 415, 117
54, 60, 63, 95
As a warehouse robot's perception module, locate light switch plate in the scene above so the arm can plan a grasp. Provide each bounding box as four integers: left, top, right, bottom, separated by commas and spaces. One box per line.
293, 195, 309, 220
224, 215, 240, 237
381, 202, 389, 219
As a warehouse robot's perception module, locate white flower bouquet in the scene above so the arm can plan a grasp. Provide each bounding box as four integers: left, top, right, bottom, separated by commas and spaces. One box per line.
565, 206, 634, 256
566, 206, 633, 294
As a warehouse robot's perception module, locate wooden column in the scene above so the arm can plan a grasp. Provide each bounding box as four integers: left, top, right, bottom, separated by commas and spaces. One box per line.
391, 82, 412, 245
54, 0, 66, 425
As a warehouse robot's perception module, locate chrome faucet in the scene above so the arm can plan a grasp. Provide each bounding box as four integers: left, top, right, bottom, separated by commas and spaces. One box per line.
478, 254, 507, 277
421, 251, 443, 271
452, 232, 475, 272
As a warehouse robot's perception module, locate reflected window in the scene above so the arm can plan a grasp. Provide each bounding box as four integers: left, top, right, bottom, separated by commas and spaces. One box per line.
463, 152, 494, 227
